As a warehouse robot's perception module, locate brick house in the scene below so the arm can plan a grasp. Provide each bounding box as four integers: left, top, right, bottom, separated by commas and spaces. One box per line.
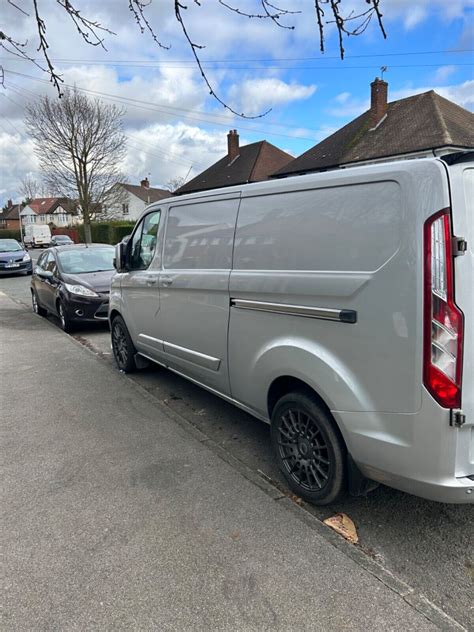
174, 130, 293, 195
0, 201, 22, 231
273, 78, 474, 177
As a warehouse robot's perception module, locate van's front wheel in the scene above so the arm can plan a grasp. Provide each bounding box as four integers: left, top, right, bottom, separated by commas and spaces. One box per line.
271, 392, 346, 505
111, 315, 137, 373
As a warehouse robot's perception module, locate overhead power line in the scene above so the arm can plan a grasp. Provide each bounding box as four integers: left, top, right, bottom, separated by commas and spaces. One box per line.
0, 48, 472, 65
5, 70, 322, 141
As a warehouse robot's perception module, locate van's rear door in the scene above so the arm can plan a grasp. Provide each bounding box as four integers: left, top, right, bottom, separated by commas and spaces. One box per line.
446, 154, 473, 474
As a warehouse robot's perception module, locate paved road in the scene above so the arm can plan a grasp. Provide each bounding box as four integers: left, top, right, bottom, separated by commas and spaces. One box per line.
2, 255, 473, 629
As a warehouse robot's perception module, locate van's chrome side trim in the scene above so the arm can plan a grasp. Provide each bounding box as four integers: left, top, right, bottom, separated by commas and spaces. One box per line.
163, 340, 221, 371
230, 298, 357, 324
138, 333, 164, 350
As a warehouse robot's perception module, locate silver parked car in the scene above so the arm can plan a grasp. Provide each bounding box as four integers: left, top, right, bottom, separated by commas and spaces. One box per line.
109, 153, 473, 505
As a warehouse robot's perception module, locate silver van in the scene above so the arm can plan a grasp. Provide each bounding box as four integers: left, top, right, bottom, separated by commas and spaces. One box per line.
110, 153, 473, 505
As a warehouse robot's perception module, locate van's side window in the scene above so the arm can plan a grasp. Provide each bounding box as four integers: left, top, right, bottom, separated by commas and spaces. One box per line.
164, 200, 237, 270
129, 210, 161, 271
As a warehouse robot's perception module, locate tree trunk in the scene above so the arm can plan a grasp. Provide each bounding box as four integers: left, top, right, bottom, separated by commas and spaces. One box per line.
84, 221, 92, 244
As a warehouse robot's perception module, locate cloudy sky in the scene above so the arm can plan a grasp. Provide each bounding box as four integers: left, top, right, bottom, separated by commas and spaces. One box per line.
1, 0, 473, 203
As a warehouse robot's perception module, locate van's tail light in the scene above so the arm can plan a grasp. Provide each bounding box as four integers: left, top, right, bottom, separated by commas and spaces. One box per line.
423, 209, 463, 408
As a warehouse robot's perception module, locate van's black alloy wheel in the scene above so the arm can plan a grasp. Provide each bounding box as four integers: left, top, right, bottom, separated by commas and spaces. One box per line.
111, 315, 137, 373
31, 290, 47, 317
271, 392, 346, 505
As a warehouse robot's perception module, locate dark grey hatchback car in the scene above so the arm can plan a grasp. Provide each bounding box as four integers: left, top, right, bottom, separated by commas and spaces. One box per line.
31, 244, 115, 332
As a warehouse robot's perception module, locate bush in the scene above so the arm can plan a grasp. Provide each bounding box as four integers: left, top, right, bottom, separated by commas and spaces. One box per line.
0, 229, 22, 240
76, 221, 135, 245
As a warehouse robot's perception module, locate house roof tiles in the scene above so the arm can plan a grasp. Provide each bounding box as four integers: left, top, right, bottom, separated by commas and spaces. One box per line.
121, 184, 170, 203
175, 140, 293, 195
274, 90, 474, 176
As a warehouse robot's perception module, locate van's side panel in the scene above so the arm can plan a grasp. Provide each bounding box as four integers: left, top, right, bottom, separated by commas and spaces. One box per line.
228, 162, 449, 432
230, 171, 413, 416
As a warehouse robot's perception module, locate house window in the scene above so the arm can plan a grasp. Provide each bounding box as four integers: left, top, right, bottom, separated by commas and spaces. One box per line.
122, 203, 129, 215
40, 214, 45, 222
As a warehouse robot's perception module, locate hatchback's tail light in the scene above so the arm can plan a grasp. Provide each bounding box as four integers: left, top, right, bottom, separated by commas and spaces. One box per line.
423, 209, 463, 408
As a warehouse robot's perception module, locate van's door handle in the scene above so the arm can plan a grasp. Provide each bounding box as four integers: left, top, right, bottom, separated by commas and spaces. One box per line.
146, 275, 158, 286
160, 276, 173, 287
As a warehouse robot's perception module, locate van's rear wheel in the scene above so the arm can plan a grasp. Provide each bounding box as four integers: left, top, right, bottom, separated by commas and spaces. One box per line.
271, 392, 346, 505
111, 315, 137, 373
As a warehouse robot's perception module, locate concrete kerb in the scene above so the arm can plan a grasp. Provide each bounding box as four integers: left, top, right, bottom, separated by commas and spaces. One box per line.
9, 294, 467, 632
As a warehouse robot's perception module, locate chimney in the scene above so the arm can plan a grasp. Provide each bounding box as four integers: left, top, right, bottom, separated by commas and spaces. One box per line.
227, 129, 240, 162
370, 77, 388, 129
7, 199, 13, 208
140, 177, 150, 188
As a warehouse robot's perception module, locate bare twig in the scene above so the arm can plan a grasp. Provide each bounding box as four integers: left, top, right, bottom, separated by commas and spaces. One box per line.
128, 0, 170, 48
218, 0, 300, 29
32, 0, 64, 94
175, 0, 271, 119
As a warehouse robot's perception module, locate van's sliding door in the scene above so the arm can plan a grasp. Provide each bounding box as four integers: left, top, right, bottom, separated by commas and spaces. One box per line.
157, 195, 240, 395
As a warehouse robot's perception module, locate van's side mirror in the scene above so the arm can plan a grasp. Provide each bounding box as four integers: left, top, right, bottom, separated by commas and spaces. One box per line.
114, 239, 129, 272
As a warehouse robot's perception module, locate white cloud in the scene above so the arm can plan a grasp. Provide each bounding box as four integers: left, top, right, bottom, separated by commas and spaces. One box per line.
433, 66, 458, 83
229, 78, 316, 117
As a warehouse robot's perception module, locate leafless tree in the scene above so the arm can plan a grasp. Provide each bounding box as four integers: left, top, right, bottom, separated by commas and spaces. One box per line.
1, 1, 386, 117
19, 175, 50, 200
165, 175, 188, 193
24, 89, 126, 242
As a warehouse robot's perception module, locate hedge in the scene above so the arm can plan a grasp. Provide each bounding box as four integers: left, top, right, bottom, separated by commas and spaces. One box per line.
0, 229, 23, 240
77, 221, 135, 245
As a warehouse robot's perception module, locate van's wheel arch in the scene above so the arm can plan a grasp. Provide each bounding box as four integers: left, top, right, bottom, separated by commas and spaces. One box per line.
270, 390, 347, 505
111, 314, 137, 373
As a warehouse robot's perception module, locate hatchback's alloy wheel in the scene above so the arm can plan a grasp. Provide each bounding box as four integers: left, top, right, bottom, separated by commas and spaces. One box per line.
31, 290, 46, 317
271, 392, 346, 505
57, 301, 73, 333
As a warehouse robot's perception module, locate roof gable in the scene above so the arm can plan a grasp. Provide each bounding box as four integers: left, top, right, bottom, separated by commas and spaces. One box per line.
175, 140, 293, 195
274, 90, 474, 176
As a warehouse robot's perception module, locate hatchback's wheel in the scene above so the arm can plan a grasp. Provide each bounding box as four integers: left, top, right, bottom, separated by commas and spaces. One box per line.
271, 392, 346, 505
57, 300, 74, 333
111, 315, 137, 372
31, 290, 47, 317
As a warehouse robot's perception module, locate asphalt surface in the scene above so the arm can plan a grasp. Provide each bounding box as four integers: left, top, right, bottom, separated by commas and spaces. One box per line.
1, 251, 473, 629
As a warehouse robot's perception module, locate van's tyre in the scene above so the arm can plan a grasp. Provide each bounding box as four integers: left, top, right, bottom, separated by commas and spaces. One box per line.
111, 315, 137, 373
57, 300, 74, 333
271, 392, 346, 505
31, 290, 47, 317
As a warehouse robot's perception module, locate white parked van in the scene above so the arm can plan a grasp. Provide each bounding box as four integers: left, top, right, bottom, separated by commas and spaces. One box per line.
109, 152, 473, 505
24, 224, 51, 248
